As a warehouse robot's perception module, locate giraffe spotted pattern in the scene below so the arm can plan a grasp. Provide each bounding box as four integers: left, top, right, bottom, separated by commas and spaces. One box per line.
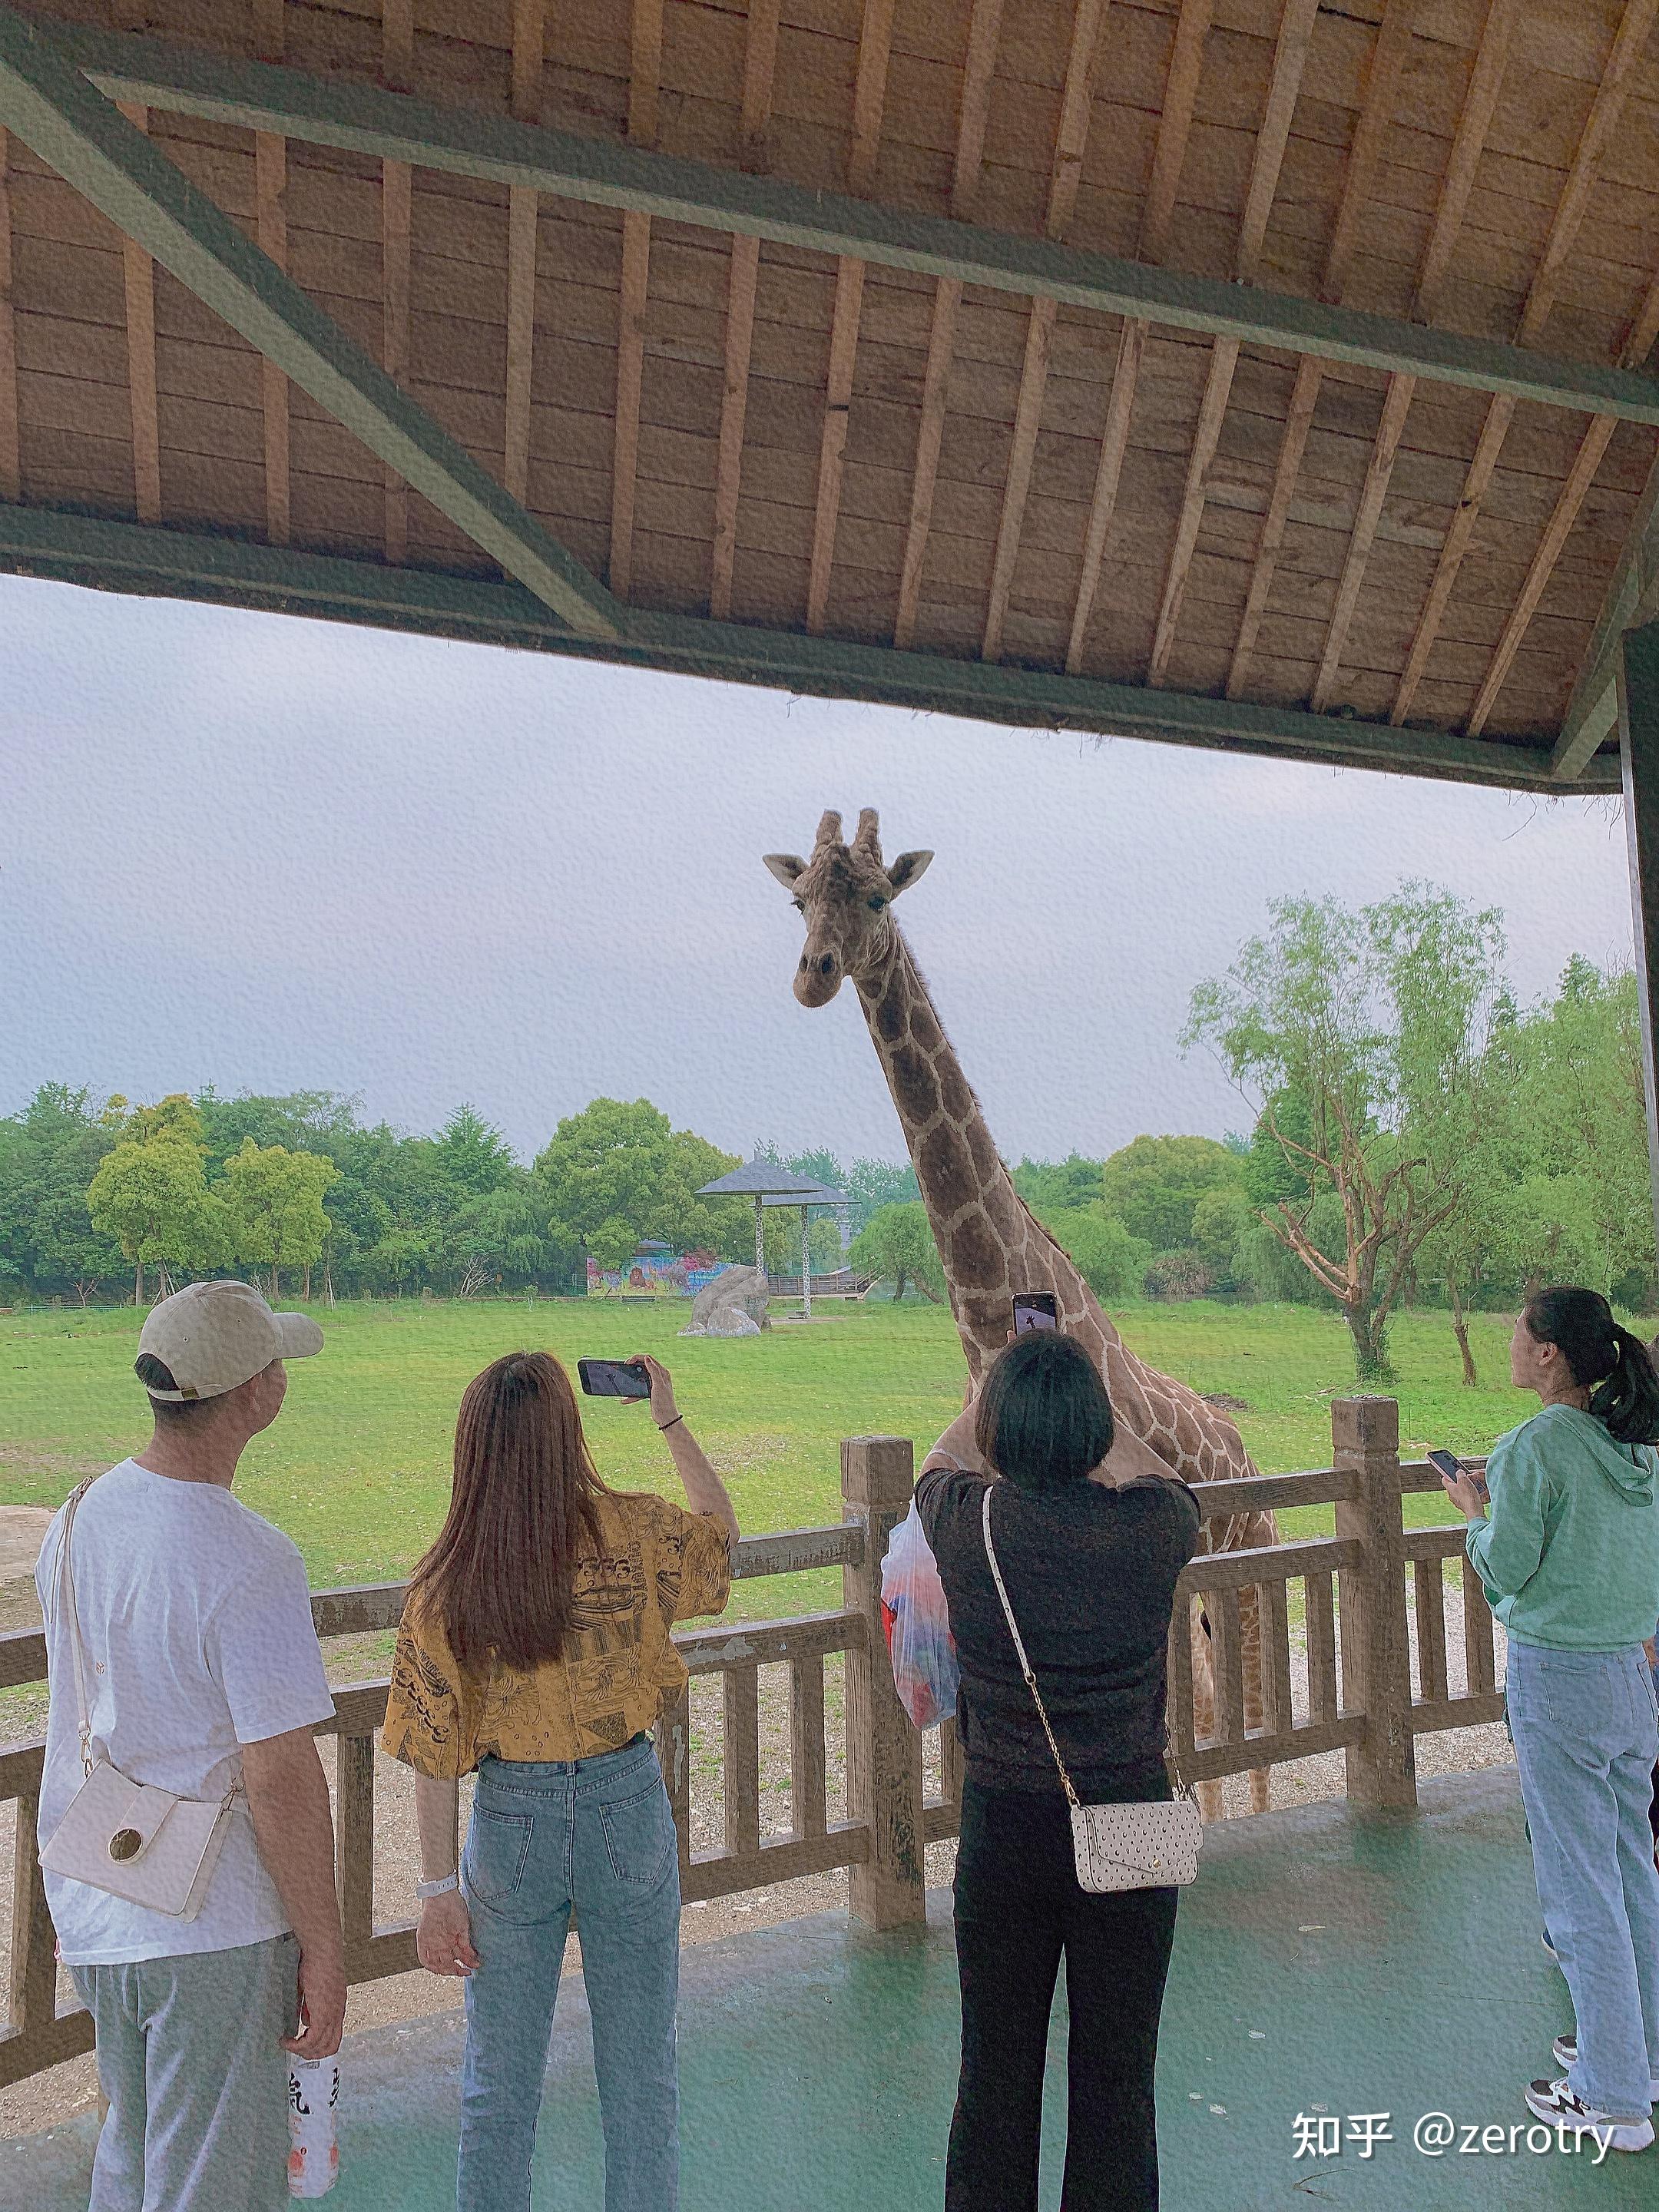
767, 809, 1279, 1816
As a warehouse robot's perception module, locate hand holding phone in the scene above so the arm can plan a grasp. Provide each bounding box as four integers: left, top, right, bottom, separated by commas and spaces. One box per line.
1012, 1292, 1058, 1335
1429, 1447, 1488, 1500
577, 1358, 653, 1401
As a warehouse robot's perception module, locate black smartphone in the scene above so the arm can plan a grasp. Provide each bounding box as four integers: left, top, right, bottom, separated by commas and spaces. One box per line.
577, 1358, 651, 1400
1012, 1292, 1059, 1334
1429, 1447, 1487, 1498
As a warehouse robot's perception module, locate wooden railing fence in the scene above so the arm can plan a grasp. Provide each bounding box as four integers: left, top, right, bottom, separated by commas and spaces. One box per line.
0, 1397, 1498, 2091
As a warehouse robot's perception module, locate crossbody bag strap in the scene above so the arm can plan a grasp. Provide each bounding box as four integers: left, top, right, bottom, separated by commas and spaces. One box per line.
980, 1485, 1081, 1810
53, 1477, 98, 1777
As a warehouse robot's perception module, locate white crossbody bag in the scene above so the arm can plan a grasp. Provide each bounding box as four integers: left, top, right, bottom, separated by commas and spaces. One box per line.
981, 1485, 1204, 1892
39, 1479, 245, 1920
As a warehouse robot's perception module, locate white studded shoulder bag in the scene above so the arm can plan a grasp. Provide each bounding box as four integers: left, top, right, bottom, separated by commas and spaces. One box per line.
39, 1479, 245, 1920
980, 1484, 1204, 1893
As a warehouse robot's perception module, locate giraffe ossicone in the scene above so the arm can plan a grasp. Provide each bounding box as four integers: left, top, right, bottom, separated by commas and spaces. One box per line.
765, 807, 1278, 1818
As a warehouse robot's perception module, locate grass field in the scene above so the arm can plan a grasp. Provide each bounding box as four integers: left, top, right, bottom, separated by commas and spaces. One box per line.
0, 1294, 1621, 1628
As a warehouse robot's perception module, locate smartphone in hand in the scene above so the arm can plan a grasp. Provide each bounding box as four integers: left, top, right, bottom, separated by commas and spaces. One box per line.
577, 1358, 652, 1400
1012, 1292, 1059, 1335
1429, 1447, 1488, 1499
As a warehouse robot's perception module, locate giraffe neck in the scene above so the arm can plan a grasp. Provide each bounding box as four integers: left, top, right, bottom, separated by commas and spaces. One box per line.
856, 933, 1123, 1378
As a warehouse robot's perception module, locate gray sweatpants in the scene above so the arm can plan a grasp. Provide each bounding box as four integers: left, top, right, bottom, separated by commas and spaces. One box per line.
68, 1933, 299, 2212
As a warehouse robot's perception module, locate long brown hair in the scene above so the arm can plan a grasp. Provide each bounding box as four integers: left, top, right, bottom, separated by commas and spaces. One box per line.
406, 1352, 614, 1673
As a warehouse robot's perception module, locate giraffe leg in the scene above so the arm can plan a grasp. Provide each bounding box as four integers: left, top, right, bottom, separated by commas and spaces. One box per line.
1188, 1597, 1224, 1823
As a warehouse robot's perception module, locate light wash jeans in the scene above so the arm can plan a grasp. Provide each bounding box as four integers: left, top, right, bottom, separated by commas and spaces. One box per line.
459, 1736, 680, 2212
1506, 1638, 1659, 2119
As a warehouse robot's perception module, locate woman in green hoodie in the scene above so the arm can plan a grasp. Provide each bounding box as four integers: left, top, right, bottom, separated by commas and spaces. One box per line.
1442, 1287, 1659, 2151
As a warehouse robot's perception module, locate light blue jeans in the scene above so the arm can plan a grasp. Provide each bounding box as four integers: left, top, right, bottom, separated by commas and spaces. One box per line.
459, 1736, 681, 2212
1506, 1639, 1659, 2119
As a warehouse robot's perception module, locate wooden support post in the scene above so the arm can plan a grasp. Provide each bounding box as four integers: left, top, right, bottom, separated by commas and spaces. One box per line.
334, 1734, 376, 1952
1331, 1397, 1416, 1809
10, 1781, 58, 2037
841, 1435, 925, 1928
1620, 619, 1659, 1257
800, 1204, 812, 1319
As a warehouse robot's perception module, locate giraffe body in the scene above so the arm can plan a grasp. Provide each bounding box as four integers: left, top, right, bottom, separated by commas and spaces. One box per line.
766, 810, 1276, 1816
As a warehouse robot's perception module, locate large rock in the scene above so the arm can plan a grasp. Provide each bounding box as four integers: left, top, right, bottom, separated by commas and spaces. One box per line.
704, 1303, 762, 1337
685, 1263, 770, 1335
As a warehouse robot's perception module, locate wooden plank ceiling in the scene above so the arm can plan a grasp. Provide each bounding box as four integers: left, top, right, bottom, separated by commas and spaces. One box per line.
4, 0, 1659, 790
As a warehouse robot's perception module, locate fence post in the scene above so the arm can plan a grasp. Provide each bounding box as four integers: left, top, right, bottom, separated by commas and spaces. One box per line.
1331, 1396, 1416, 1810
842, 1435, 926, 1929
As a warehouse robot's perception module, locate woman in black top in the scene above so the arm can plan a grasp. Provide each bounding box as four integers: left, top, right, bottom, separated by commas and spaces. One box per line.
916, 1331, 1202, 2212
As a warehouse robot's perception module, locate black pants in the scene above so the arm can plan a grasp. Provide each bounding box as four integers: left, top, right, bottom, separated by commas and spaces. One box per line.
947, 1780, 1178, 2212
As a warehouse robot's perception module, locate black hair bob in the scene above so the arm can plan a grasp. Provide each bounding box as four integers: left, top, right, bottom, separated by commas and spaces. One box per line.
1523, 1287, 1659, 1448
973, 1332, 1114, 1492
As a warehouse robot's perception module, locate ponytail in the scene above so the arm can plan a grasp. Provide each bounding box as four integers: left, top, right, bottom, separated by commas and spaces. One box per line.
1522, 1287, 1659, 1448
1597, 1325, 1659, 1448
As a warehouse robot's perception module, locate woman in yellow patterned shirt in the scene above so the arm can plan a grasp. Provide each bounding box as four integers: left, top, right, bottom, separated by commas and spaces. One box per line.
380, 1348, 737, 2212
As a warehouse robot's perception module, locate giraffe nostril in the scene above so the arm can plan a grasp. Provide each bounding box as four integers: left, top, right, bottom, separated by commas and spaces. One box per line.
819, 954, 836, 978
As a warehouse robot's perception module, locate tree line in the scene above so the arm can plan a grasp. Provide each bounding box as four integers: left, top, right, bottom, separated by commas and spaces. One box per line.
0, 1090, 919, 1309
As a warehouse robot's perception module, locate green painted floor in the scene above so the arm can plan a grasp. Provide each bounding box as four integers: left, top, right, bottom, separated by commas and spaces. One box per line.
7, 1768, 1657, 2210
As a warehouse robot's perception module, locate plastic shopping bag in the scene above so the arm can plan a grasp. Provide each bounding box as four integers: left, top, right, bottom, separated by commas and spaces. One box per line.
880, 1501, 960, 1730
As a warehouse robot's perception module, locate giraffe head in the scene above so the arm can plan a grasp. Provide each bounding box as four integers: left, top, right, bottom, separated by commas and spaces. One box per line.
763, 810, 933, 1007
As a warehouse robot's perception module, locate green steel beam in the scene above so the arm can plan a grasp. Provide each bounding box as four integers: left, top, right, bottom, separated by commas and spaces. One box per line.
0, 503, 1618, 796
35, 15, 1659, 429
1551, 457, 1659, 780
0, 9, 623, 641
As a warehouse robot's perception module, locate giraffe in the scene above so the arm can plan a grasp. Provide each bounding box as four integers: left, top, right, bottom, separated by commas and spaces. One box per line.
764, 808, 1277, 1817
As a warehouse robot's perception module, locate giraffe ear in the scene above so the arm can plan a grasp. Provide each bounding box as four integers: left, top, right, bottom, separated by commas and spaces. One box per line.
763, 853, 808, 889
886, 850, 933, 896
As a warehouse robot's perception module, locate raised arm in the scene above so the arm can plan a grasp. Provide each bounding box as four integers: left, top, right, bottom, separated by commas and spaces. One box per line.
630, 1355, 740, 1546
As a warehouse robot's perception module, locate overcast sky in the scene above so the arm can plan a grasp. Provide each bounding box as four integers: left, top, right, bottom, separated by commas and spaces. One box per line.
0, 571, 1636, 1170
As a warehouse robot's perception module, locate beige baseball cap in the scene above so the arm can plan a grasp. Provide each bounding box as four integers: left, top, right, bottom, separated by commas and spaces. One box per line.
137, 1280, 323, 1401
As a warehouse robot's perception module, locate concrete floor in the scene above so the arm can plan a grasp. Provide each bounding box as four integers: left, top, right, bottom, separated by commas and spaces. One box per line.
5, 1768, 1654, 2210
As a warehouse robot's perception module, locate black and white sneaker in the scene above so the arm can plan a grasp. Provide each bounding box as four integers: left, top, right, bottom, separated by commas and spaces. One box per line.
1552, 2036, 1659, 2104
1524, 2077, 1654, 2152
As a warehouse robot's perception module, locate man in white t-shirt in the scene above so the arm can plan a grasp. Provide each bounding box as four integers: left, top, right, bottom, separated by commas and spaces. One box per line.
36, 1280, 344, 2211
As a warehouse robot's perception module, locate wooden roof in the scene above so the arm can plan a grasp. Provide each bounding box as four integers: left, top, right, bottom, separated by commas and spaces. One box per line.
3, 0, 1658, 792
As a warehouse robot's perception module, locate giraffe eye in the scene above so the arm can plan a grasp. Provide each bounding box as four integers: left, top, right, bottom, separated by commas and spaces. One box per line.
868, 896, 887, 912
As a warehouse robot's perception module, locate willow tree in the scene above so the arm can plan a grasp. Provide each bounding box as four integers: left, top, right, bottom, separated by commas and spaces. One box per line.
1186, 886, 1505, 1383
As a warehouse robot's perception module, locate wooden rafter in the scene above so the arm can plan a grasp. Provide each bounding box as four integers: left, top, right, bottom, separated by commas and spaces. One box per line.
504, 0, 545, 508
1391, 0, 1659, 726
982, 0, 1113, 664
55, 21, 1659, 424
1304, 0, 1518, 713
610, 0, 662, 601
253, 0, 288, 548
0, 18, 624, 632
1063, 0, 1208, 676
892, 0, 1003, 650
379, 0, 412, 565
114, 100, 160, 523
0, 125, 15, 503
1147, 0, 1319, 688
709, 0, 781, 620
1224, 0, 1419, 700
804, 0, 896, 637
1465, 271, 1659, 736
